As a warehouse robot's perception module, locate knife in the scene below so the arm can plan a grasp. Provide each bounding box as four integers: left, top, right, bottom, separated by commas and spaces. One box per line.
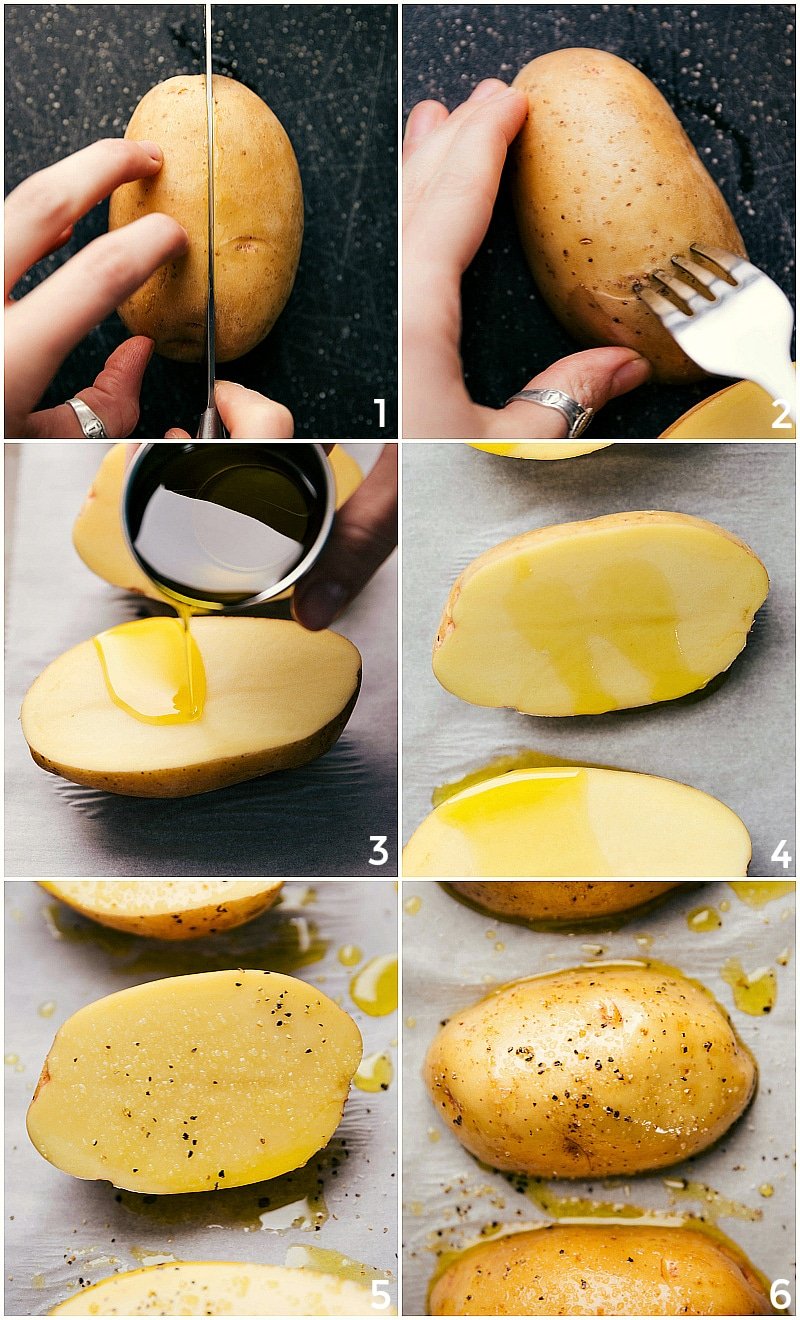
196, 1, 226, 437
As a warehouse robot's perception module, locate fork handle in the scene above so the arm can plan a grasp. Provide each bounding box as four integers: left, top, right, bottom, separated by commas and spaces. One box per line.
750, 367, 796, 425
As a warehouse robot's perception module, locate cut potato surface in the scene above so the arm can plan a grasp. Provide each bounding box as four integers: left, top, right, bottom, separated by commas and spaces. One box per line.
660, 377, 797, 439
49, 1261, 393, 1315
403, 767, 751, 877
21, 617, 361, 797
27, 969, 362, 1194
38, 881, 283, 940
429, 1225, 771, 1316
424, 963, 756, 1179
73, 444, 363, 602
448, 881, 680, 921
433, 512, 768, 716
469, 442, 612, 460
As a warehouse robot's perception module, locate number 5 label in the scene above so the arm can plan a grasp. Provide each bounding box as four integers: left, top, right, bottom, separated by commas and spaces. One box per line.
371, 1278, 391, 1310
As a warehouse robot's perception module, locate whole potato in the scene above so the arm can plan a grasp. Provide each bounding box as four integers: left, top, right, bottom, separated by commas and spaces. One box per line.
448, 881, 681, 923
109, 75, 303, 361
511, 49, 747, 381
429, 1225, 772, 1315
424, 963, 756, 1177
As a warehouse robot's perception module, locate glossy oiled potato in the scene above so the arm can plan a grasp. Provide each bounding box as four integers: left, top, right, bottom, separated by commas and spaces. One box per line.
512, 49, 747, 381
424, 963, 756, 1177
448, 881, 680, 922
429, 1225, 772, 1315
109, 75, 303, 361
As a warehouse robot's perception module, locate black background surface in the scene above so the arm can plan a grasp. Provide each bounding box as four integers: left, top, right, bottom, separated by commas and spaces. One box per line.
5, 4, 398, 439
403, 3, 796, 438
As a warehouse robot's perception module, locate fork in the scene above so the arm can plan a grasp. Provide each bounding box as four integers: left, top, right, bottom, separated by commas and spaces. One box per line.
639, 244, 796, 423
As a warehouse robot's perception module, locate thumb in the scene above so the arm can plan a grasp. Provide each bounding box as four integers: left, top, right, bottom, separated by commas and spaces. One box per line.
292, 444, 397, 631
26, 336, 154, 438
488, 347, 651, 439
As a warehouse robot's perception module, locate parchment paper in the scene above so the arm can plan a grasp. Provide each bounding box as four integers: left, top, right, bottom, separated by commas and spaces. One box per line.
401, 880, 796, 1316
4, 878, 398, 1316
402, 442, 796, 877
4, 443, 397, 878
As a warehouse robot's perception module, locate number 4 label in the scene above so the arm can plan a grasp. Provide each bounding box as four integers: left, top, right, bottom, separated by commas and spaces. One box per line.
371, 1279, 391, 1310
369, 835, 389, 866
771, 840, 793, 870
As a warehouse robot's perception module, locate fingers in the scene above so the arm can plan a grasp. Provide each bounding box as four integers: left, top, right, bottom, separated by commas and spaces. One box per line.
5, 138, 165, 296
486, 348, 652, 439
6, 213, 187, 420
20, 337, 154, 438
214, 380, 294, 438
403, 99, 450, 161
164, 428, 191, 439
293, 443, 397, 631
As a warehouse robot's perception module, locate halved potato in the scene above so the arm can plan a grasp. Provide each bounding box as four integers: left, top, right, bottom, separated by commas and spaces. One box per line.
50, 1261, 393, 1316
433, 512, 768, 716
21, 617, 361, 797
660, 377, 797, 439
469, 442, 612, 460
403, 767, 751, 877
38, 881, 283, 940
73, 443, 363, 602
447, 881, 680, 922
27, 969, 362, 1194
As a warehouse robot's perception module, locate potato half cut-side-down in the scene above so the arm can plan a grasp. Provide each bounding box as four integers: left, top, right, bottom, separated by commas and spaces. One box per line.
21, 617, 361, 798
402, 766, 751, 877
27, 969, 363, 1195
38, 881, 283, 940
469, 442, 612, 460
49, 1261, 394, 1316
433, 512, 768, 716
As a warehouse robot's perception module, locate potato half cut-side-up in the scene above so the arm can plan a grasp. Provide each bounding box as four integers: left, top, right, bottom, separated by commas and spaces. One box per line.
469, 441, 612, 460
38, 881, 283, 940
72, 442, 363, 602
27, 969, 363, 1195
49, 1261, 394, 1316
433, 512, 768, 716
20, 617, 361, 797
402, 766, 751, 877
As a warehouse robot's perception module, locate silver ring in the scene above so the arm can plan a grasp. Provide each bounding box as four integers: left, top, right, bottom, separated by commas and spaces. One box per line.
505, 388, 594, 439
66, 397, 108, 439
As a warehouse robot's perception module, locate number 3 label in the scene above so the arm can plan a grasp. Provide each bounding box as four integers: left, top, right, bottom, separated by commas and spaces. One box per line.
369, 835, 389, 866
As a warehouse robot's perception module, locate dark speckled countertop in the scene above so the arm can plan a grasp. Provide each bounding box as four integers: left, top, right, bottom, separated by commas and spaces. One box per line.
403, 3, 795, 438
5, 4, 397, 439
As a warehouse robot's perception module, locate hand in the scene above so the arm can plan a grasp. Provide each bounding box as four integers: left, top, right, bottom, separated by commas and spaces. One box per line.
293, 443, 397, 630
403, 79, 651, 439
165, 381, 294, 439
5, 138, 188, 438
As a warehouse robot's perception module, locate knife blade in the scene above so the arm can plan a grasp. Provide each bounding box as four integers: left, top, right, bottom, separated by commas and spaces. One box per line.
196, 1, 225, 437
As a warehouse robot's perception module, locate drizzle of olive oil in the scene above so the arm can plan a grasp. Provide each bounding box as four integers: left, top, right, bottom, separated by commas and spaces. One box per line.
129, 1247, 177, 1266
350, 955, 398, 1016
37, 1000, 56, 1018
721, 958, 777, 1015
93, 613, 205, 725
728, 881, 795, 908
662, 1177, 761, 1223
504, 1172, 648, 1221
432, 749, 615, 807
353, 1051, 393, 1093
686, 905, 722, 932
759, 1184, 774, 1198
403, 895, 422, 915
284, 1245, 386, 1283
337, 944, 362, 967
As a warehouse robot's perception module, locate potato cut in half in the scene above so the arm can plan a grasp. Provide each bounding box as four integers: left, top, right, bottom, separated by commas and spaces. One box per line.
38, 881, 283, 940
433, 512, 768, 716
403, 767, 751, 877
27, 969, 362, 1194
447, 881, 680, 922
469, 442, 612, 460
73, 443, 363, 602
21, 617, 361, 797
660, 377, 797, 439
429, 1225, 770, 1316
50, 1261, 393, 1316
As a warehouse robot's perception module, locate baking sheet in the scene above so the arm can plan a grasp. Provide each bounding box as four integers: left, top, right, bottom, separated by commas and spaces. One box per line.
4, 878, 398, 1316
401, 442, 796, 877
401, 880, 796, 1316
4, 442, 397, 878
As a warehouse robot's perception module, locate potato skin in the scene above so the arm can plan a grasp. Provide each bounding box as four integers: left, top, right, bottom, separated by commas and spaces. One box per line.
424, 963, 756, 1178
511, 49, 747, 382
37, 881, 283, 940
429, 1225, 772, 1315
109, 75, 303, 361
448, 881, 680, 922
